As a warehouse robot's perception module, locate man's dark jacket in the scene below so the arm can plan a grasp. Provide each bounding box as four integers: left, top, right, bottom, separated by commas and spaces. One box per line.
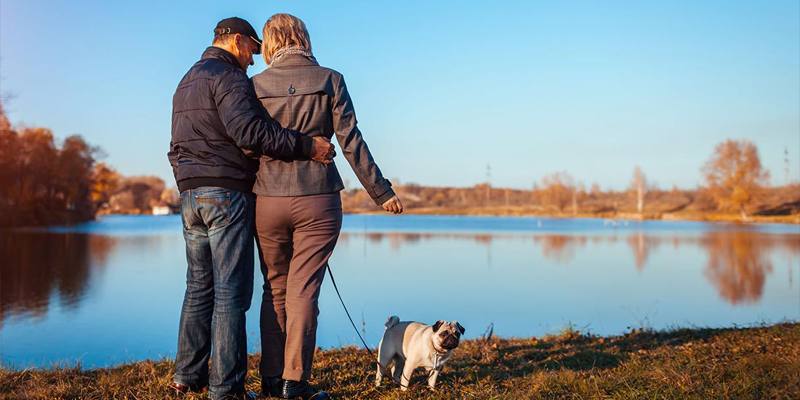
169, 46, 312, 193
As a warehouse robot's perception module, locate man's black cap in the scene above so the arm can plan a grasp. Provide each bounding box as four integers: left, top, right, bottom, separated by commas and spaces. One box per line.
214, 17, 262, 54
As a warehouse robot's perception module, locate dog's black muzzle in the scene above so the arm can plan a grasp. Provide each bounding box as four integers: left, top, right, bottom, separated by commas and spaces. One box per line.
441, 334, 460, 350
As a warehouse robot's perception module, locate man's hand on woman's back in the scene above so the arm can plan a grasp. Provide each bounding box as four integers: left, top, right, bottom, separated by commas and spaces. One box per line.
310, 137, 336, 165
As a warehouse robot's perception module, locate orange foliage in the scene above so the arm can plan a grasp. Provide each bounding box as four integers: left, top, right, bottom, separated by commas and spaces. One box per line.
703, 139, 769, 218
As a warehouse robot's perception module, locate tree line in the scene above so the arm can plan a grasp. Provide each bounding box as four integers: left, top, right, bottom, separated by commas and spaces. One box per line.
343, 140, 798, 220
0, 104, 97, 226
2, 102, 796, 225
0, 105, 172, 227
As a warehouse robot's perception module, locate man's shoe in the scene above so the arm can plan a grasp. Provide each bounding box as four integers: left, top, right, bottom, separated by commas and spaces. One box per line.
262, 376, 284, 398
169, 381, 208, 395
282, 380, 330, 400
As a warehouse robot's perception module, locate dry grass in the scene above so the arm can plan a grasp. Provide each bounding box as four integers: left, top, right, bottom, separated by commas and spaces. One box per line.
2, 323, 799, 399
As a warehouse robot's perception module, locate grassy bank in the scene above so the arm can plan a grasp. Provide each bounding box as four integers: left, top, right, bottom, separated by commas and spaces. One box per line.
2, 323, 798, 399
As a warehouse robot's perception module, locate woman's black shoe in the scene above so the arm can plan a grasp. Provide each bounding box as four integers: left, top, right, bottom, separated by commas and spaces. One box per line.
262, 376, 284, 398
282, 380, 330, 400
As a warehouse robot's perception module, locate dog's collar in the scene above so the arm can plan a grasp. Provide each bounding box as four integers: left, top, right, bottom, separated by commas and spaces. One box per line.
430, 348, 450, 370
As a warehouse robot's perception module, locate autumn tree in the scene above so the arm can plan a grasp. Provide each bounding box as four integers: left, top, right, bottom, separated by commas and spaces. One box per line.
108, 176, 167, 214
540, 171, 575, 212
91, 162, 121, 211
703, 139, 769, 219
160, 187, 179, 206
57, 135, 96, 215
0, 103, 103, 226
0, 102, 10, 131
0, 105, 18, 206
17, 128, 58, 205
589, 182, 602, 199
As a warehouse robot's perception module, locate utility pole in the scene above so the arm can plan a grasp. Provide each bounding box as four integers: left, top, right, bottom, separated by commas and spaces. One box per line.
785, 147, 790, 185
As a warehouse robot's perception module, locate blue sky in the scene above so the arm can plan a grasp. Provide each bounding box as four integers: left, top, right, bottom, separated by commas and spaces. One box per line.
1, 0, 798, 190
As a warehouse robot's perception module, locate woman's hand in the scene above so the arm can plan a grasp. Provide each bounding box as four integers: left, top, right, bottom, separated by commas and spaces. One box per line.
382, 195, 404, 214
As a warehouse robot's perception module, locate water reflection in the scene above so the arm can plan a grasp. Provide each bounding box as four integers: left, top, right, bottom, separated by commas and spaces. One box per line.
626, 233, 661, 271
534, 235, 587, 264
0, 232, 117, 325
1, 217, 799, 368
701, 232, 774, 305
1, 228, 797, 328
339, 230, 800, 305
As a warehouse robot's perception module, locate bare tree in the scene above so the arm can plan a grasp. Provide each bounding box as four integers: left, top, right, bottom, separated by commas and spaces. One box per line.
571, 182, 585, 215
630, 166, 647, 214
540, 171, 575, 212
589, 182, 601, 199
702, 139, 769, 219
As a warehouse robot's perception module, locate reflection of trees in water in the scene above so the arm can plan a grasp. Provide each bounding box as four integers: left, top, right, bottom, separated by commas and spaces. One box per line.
626, 233, 665, 271
339, 230, 800, 305
533, 235, 587, 264
699, 231, 795, 305
340, 232, 496, 248
366, 232, 384, 244
0, 232, 116, 325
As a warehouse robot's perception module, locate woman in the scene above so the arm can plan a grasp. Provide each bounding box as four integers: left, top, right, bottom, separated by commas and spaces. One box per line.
251, 13, 403, 399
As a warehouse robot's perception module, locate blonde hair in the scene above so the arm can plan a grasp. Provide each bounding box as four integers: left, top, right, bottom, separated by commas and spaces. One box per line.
262, 13, 312, 64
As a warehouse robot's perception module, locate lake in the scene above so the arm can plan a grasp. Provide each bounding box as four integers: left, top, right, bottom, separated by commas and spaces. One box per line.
1, 215, 798, 369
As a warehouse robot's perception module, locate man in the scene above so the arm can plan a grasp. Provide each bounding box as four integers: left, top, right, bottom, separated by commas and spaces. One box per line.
167, 17, 334, 400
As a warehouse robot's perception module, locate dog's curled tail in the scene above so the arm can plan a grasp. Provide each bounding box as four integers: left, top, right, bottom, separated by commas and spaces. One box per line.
384, 315, 400, 329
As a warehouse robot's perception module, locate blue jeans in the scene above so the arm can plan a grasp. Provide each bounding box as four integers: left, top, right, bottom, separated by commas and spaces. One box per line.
174, 187, 255, 399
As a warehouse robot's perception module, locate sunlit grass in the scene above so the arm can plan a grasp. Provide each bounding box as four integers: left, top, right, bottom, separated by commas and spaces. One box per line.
2, 323, 798, 399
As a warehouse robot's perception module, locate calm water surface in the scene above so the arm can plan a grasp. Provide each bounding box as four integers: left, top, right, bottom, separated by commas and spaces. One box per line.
1, 215, 798, 368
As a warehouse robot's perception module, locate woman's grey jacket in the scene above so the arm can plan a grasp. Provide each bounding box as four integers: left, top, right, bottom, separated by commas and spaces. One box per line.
169, 47, 312, 193
251, 54, 395, 205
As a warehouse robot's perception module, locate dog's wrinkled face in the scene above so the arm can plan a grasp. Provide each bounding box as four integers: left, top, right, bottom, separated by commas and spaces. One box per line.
431, 320, 465, 351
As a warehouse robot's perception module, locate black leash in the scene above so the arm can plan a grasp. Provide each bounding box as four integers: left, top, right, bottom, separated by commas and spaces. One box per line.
326, 264, 420, 387
326, 264, 449, 389
325, 264, 376, 358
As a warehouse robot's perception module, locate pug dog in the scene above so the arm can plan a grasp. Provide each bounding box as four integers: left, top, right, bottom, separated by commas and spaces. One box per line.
375, 315, 465, 390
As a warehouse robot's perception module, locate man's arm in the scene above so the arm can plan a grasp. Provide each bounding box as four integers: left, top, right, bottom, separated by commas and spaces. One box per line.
214, 69, 331, 161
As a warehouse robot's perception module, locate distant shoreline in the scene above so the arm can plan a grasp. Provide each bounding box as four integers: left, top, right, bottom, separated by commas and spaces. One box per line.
343, 207, 800, 225
4, 209, 797, 230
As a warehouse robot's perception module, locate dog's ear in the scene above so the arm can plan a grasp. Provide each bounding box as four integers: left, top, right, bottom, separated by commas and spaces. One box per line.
455, 322, 465, 334
432, 320, 444, 332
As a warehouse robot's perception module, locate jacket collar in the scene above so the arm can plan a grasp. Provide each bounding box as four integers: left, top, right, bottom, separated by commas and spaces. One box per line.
201, 46, 243, 70
270, 54, 319, 68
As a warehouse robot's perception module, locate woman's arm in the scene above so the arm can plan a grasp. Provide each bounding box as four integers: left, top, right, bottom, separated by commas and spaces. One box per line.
331, 73, 402, 213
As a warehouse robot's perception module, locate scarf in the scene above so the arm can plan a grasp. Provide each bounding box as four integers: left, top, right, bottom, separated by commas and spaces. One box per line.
270, 46, 314, 65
